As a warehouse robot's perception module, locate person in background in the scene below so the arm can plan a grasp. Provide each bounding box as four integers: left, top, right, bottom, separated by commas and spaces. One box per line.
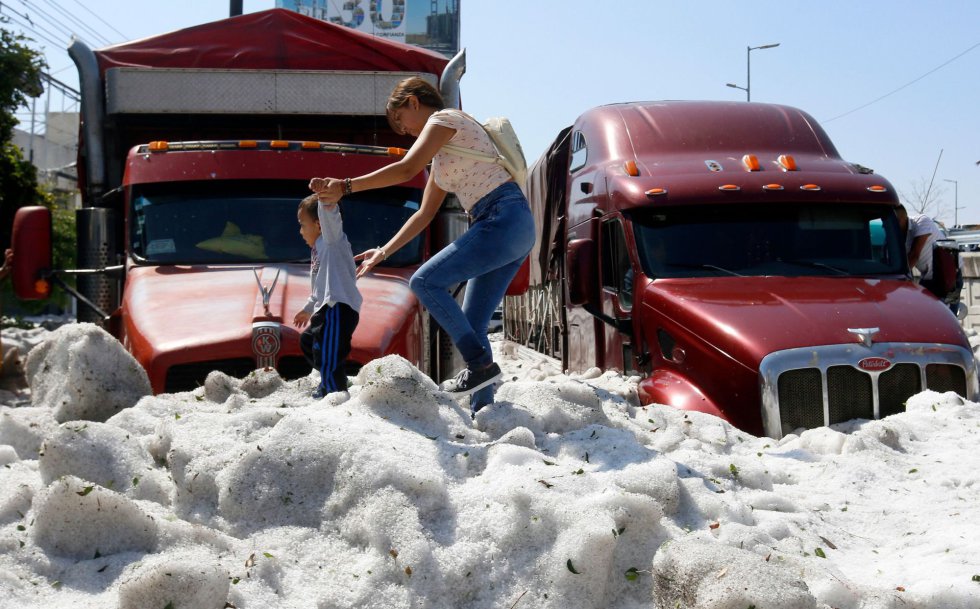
0, 248, 13, 374
895, 205, 941, 279
293, 195, 361, 400
895, 204, 961, 314
0, 248, 11, 282
309, 77, 534, 413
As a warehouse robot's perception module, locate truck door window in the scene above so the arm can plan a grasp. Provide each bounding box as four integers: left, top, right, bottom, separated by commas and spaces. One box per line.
601, 219, 633, 310
569, 131, 587, 172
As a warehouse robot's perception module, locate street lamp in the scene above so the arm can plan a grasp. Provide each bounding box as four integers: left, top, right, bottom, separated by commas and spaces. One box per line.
944, 178, 961, 228
726, 43, 780, 102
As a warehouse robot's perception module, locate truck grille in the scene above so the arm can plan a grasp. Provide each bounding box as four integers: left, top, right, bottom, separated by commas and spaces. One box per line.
163, 357, 361, 394
163, 356, 312, 393
761, 343, 976, 438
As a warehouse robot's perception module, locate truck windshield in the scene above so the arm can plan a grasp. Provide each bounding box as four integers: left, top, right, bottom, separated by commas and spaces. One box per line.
129, 182, 424, 265
631, 204, 905, 279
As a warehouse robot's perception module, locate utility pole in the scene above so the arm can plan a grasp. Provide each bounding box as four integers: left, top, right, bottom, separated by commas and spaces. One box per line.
944, 179, 960, 227
726, 43, 780, 101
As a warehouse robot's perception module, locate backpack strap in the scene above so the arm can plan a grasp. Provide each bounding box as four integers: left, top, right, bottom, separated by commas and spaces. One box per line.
441, 142, 504, 166
437, 109, 506, 166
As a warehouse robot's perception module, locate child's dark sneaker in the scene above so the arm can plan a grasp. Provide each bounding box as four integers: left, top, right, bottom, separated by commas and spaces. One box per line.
312, 387, 327, 399
441, 362, 502, 397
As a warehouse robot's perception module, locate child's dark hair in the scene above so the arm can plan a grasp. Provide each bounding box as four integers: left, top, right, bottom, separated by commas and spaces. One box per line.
299, 194, 319, 222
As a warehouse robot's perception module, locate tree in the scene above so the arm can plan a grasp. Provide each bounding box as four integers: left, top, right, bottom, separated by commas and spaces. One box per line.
0, 20, 48, 252
898, 177, 948, 222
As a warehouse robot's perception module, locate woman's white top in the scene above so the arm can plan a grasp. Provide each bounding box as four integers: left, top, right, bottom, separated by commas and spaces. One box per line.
428, 109, 512, 211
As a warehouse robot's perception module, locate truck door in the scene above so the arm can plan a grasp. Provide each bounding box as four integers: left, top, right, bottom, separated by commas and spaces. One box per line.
597, 217, 636, 373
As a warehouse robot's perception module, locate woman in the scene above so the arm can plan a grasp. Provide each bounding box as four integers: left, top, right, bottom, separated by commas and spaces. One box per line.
309, 77, 534, 410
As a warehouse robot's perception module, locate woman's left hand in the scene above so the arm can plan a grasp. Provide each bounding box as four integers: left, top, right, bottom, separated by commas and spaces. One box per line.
354, 248, 385, 277
309, 177, 344, 203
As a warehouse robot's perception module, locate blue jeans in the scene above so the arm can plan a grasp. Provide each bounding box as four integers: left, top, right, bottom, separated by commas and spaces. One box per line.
410, 182, 534, 401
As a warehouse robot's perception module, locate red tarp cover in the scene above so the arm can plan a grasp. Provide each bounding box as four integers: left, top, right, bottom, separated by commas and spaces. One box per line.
93, 8, 448, 76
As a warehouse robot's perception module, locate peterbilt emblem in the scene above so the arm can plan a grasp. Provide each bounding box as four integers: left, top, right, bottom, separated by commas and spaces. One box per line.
857, 357, 892, 372
252, 322, 281, 369
847, 327, 880, 348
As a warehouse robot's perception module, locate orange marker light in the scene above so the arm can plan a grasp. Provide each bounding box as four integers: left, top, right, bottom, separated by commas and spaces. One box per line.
270, 140, 289, 149
801, 184, 821, 191
718, 184, 741, 192
742, 154, 761, 171
868, 185, 888, 192
625, 160, 640, 176
387, 147, 408, 156
148, 141, 169, 152
645, 188, 668, 197
238, 140, 258, 148
301, 141, 321, 150
763, 183, 784, 191
777, 154, 797, 171
35, 279, 50, 296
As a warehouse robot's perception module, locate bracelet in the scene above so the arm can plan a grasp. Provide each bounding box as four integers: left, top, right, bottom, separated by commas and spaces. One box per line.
343, 177, 353, 196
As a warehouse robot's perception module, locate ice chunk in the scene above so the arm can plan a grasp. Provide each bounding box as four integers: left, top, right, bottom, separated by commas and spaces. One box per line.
26, 323, 151, 422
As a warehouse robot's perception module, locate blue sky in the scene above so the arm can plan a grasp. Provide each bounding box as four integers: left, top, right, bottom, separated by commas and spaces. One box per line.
6, 1, 979, 225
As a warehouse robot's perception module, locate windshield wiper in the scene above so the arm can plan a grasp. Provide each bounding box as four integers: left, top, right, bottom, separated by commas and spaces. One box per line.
665, 262, 744, 277
776, 258, 849, 275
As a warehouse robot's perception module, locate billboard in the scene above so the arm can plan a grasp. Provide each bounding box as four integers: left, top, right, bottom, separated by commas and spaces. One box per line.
276, 0, 460, 58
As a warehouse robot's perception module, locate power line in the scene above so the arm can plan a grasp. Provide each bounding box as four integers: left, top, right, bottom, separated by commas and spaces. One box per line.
1, 6, 66, 49
11, 0, 80, 44
10, 0, 112, 48
68, 0, 127, 41
37, 0, 114, 46
824, 41, 980, 123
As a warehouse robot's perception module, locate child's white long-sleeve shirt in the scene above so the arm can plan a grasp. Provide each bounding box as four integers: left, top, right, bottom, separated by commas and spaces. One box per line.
303, 204, 362, 314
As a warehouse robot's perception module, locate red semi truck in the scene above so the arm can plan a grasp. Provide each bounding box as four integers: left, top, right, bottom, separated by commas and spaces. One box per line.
13, 9, 470, 393
506, 100, 977, 438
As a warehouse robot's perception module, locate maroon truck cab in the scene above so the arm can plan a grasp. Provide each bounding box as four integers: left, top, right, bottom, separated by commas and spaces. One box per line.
508, 101, 977, 438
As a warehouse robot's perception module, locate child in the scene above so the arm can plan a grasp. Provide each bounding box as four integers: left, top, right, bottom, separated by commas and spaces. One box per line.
293, 195, 362, 399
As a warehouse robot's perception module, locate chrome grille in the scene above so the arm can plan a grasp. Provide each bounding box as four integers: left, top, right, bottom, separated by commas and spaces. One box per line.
776, 369, 823, 430
827, 365, 874, 424
879, 364, 921, 417
926, 363, 966, 394
760, 342, 977, 439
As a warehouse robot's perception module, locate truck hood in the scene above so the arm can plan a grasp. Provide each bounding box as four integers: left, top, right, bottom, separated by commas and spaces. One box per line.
642, 276, 968, 369
123, 263, 417, 362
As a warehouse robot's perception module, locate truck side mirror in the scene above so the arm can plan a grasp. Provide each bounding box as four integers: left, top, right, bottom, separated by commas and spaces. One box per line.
566, 238, 595, 306
930, 240, 961, 301
11, 206, 53, 300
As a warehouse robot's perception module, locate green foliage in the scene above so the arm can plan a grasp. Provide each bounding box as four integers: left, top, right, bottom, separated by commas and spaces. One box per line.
1, 20, 48, 249
0, 22, 46, 142
0, 21, 74, 317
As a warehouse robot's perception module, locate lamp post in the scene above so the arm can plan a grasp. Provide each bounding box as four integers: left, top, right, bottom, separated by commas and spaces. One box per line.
726, 43, 780, 102
944, 178, 961, 228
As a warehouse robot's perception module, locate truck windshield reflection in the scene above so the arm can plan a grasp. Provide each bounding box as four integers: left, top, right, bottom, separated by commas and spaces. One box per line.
129, 182, 424, 266
631, 204, 904, 279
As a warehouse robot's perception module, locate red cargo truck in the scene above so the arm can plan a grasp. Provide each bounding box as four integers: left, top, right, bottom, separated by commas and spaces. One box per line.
13, 9, 469, 392
506, 100, 977, 438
